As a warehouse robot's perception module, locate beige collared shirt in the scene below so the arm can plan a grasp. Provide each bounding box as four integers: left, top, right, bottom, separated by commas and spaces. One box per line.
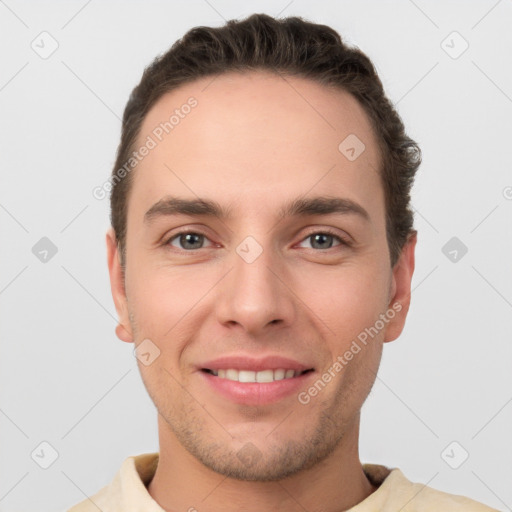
67, 452, 499, 511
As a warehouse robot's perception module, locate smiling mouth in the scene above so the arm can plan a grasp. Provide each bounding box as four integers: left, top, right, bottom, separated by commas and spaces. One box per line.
201, 368, 314, 383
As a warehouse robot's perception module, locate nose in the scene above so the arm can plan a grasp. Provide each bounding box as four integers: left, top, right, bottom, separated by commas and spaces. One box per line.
214, 241, 297, 336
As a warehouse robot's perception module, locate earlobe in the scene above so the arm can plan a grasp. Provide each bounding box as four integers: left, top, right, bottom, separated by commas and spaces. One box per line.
116, 323, 134, 343
384, 232, 417, 343
106, 227, 134, 343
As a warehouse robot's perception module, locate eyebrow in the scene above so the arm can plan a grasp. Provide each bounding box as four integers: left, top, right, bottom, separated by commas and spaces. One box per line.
143, 195, 370, 224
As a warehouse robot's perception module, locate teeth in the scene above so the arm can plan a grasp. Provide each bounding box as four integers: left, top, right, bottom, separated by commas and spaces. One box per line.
239, 370, 256, 383
210, 368, 303, 383
274, 369, 285, 380
226, 369, 238, 381
256, 369, 274, 383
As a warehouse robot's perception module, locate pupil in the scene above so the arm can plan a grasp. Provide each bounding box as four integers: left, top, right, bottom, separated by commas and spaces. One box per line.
312, 233, 332, 249
181, 233, 203, 249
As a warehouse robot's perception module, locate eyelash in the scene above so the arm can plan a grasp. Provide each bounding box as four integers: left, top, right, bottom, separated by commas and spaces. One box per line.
162, 228, 351, 252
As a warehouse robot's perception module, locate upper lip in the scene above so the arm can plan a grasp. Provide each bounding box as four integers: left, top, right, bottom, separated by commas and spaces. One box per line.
199, 355, 314, 372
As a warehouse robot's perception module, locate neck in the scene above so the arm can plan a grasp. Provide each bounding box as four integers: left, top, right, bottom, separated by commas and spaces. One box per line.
147, 414, 377, 512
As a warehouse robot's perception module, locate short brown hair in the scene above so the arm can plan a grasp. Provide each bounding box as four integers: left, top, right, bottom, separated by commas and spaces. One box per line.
110, 13, 420, 268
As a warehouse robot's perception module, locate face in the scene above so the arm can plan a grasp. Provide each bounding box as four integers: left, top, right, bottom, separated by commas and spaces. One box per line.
107, 71, 415, 481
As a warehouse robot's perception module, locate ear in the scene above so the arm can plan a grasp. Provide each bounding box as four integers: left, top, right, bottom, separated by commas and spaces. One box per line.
383, 231, 417, 343
106, 227, 134, 343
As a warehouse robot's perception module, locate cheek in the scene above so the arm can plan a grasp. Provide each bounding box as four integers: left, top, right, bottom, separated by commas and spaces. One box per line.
125, 261, 217, 371
297, 263, 390, 339
126, 259, 197, 328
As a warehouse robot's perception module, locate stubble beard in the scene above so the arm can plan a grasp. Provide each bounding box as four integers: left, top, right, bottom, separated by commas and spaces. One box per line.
156, 383, 355, 482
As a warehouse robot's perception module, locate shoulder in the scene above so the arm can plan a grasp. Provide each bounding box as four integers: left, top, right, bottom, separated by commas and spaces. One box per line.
66, 453, 161, 512
361, 464, 499, 512
400, 477, 499, 511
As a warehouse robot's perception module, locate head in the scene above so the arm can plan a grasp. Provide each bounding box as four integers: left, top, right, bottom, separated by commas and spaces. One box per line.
106, 13, 419, 481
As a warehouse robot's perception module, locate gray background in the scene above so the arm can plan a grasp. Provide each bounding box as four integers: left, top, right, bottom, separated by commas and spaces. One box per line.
0, 1, 511, 511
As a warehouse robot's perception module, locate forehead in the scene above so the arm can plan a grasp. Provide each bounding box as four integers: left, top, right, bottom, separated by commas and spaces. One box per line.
129, 70, 383, 223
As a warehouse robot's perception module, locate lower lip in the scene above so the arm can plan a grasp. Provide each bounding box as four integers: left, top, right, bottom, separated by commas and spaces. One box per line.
200, 371, 314, 405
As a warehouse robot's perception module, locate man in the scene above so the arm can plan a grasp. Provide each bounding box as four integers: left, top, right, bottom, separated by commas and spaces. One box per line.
69, 13, 498, 512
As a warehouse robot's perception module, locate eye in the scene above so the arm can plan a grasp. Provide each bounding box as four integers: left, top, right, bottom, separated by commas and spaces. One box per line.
297, 231, 348, 250
166, 231, 214, 251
